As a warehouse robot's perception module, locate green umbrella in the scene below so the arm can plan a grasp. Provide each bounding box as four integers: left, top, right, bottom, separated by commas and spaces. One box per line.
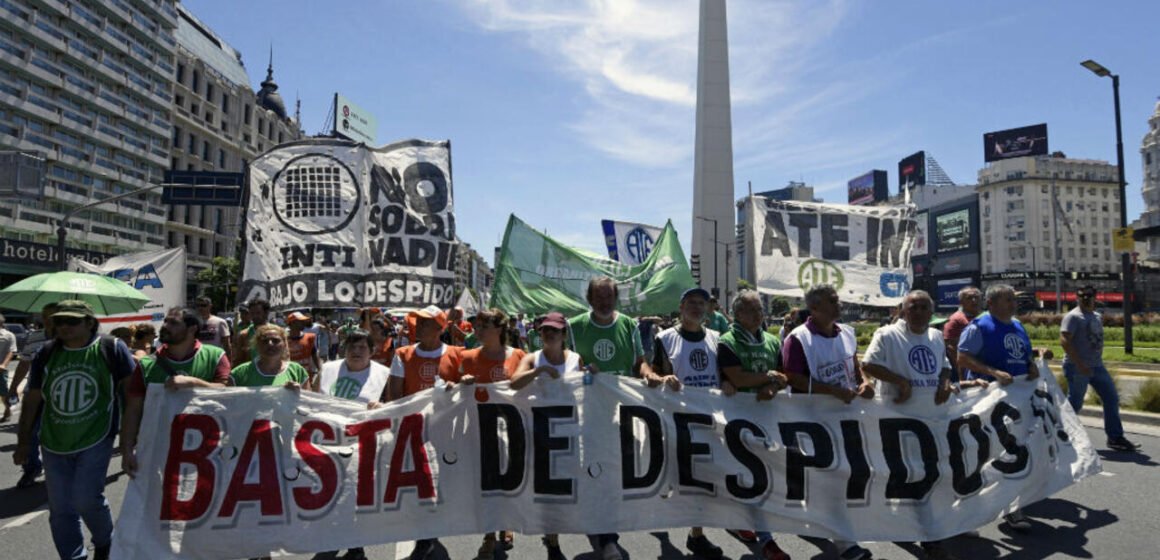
0, 271, 150, 315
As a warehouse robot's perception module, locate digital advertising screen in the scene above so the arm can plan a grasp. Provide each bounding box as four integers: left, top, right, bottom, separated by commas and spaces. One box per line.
848, 171, 876, 205
898, 151, 926, 192
935, 208, 971, 254
984, 123, 1048, 162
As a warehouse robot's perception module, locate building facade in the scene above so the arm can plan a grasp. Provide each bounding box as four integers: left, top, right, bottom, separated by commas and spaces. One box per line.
977, 154, 1123, 304
0, 0, 178, 285
170, 5, 301, 296
455, 241, 492, 304
1140, 101, 1160, 260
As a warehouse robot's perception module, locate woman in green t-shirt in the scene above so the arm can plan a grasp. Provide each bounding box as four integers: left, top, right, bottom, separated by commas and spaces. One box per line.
230, 324, 310, 387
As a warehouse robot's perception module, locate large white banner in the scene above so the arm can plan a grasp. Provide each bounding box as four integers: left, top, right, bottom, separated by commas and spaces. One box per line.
602, 219, 665, 265
240, 139, 456, 311
747, 197, 917, 306
113, 373, 1098, 559
71, 247, 186, 333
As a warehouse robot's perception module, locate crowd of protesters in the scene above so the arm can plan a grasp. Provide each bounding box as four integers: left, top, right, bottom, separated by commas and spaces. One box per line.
0, 278, 1141, 560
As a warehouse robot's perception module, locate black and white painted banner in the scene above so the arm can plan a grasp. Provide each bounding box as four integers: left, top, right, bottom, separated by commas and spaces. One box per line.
240, 139, 456, 310
113, 374, 1097, 559
747, 197, 918, 306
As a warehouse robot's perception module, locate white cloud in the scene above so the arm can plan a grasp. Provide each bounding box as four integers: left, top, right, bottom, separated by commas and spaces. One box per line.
455, 0, 850, 168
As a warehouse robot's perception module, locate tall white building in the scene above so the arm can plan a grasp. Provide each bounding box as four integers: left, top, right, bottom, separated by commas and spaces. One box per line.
978, 154, 1120, 278
1140, 101, 1160, 260
0, 0, 178, 284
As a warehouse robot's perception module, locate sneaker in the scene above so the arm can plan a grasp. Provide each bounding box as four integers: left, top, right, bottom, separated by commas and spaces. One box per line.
920, 542, 958, 560
93, 545, 111, 560
726, 529, 759, 543
1108, 436, 1141, 452
8, 394, 18, 406
543, 537, 567, 560
475, 535, 497, 560
341, 548, 367, 560
1002, 511, 1032, 533
410, 539, 436, 560
761, 539, 791, 560
601, 541, 623, 560
16, 469, 40, 489
839, 544, 872, 560
686, 534, 724, 560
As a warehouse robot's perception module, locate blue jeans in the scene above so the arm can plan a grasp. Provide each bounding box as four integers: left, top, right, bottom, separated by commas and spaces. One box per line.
1064, 363, 1123, 439
42, 437, 115, 560
23, 395, 43, 475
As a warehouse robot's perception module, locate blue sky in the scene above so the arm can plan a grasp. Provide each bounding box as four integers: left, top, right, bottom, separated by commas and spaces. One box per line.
186, 0, 1160, 262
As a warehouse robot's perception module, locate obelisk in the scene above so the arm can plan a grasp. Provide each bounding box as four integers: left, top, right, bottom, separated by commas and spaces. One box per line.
692, 0, 735, 301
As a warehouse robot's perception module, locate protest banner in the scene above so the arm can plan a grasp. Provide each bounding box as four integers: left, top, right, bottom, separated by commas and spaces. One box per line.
746, 196, 918, 306
113, 374, 1098, 559
490, 215, 696, 316
71, 247, 186, 332
602, 219, 665, 265
239, 138, 456, 311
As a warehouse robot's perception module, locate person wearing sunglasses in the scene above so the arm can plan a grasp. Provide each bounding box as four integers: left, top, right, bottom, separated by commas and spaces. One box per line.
1061, 286, 1140, 452
229, 324, 309, 387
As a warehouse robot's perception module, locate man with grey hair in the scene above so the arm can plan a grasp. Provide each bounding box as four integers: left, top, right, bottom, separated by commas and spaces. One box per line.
956, 283, 1040, 533
781, 285, 874, 560
943, 285, 982, 369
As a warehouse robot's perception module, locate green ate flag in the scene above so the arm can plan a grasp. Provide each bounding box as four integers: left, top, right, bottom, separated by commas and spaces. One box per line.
490, 215, 697, 317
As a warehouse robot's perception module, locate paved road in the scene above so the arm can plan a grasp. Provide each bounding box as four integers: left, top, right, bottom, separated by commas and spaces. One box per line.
1, 409, 1156, 560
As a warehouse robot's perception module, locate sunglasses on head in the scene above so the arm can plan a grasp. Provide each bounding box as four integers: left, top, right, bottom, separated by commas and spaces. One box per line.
52, 316, 84, 326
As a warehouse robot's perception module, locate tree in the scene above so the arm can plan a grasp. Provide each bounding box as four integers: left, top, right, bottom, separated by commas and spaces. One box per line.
737, 278, 754, 292
768, 296, 790, 317
195, 257, 240, 312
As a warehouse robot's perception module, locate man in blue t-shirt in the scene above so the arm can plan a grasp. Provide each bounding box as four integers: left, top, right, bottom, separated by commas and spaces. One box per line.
956, 284, 1039, 534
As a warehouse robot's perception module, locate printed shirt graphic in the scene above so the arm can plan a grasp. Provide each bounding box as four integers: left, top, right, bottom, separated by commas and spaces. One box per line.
569, 312, 643, 376
35, 337, 131, 453
197, 315, 231, 347
230, 360, 310, 387
457, 347, 526, 384
319, 359, 390, 403
718, 327, 782, 394
656, 328, 720, 388
390, 344, 462, 396
862, 322, 951, 400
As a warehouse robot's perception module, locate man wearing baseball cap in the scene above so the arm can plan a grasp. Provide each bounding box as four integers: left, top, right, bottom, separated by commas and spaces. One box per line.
12, 300, 138, 560
1062, 285, 1140, 452
645, 286, 727, 559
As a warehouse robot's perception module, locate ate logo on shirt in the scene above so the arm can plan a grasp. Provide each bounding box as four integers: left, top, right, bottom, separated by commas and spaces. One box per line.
689, 348, 709, 371
488, 365, 506, 382
50, 371, 98, 416
907, 346, 939, 376
332, 377, 364, 400
1003, 333, 1026, 359
594, 339, 616, 362
419, 362, 438, 383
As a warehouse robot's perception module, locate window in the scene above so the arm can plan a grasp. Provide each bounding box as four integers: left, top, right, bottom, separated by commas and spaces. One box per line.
187, 133, 195, 152
218, 148, 226, 168
206, 83, 214, 102
191, 70, 199, 93
174, 93, 184, 108
172, 125, 181, 146
1041, 185, 1048, 194
176, 63, 185, 85
221, 93, 228, 113
202, 140, 210, 160
243, 104, 251, 125
1148, 153, 1153, 166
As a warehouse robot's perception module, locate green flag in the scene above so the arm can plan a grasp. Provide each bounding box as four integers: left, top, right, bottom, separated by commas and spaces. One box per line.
490, 215, 697, 316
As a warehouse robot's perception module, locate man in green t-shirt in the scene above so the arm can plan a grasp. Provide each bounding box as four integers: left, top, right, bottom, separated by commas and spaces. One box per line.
12, 300, 138, 560
706, 296, 730, 333
567, 276, 656, 560
121, 307, 231, 478
232, 298, 269, 367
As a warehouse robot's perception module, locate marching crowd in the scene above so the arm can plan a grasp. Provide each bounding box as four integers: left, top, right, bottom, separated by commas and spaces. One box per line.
0, 278, 1142, 560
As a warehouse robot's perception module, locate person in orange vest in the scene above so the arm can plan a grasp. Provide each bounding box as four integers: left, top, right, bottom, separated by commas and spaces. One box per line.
369, 317, 396, 368
286, 312, 321, 387
384, 306, 462, 560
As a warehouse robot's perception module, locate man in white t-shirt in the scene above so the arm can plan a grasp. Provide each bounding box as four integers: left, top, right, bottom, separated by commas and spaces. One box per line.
194, 297, 232, 357
861, 290, 965, 560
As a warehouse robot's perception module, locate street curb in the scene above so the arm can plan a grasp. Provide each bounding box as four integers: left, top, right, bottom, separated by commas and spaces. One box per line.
1077, 406, 1160, 427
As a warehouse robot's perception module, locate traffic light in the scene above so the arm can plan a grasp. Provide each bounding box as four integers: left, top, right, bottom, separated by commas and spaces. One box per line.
690, 254, 701, 282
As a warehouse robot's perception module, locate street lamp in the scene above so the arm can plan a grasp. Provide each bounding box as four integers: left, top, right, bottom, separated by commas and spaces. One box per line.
695, 215, 719, 296
1081, 59, 1133, 353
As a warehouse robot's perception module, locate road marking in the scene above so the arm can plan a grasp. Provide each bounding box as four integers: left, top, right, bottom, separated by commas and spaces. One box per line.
1098, 471, 1116, 477
1, 507, 47, 531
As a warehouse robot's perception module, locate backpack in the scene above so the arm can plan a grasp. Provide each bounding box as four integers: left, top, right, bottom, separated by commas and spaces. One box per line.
32, 334, 127, 379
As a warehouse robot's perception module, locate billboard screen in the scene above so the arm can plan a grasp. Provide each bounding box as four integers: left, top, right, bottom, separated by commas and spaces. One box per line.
333, 93, 377, 145
848, 171, 875, 205
935, 208, 971, 254
847, 169, 888, 206
935, 277, 975, 309
984, 123, 1048, 162
898, 151, 926, 193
